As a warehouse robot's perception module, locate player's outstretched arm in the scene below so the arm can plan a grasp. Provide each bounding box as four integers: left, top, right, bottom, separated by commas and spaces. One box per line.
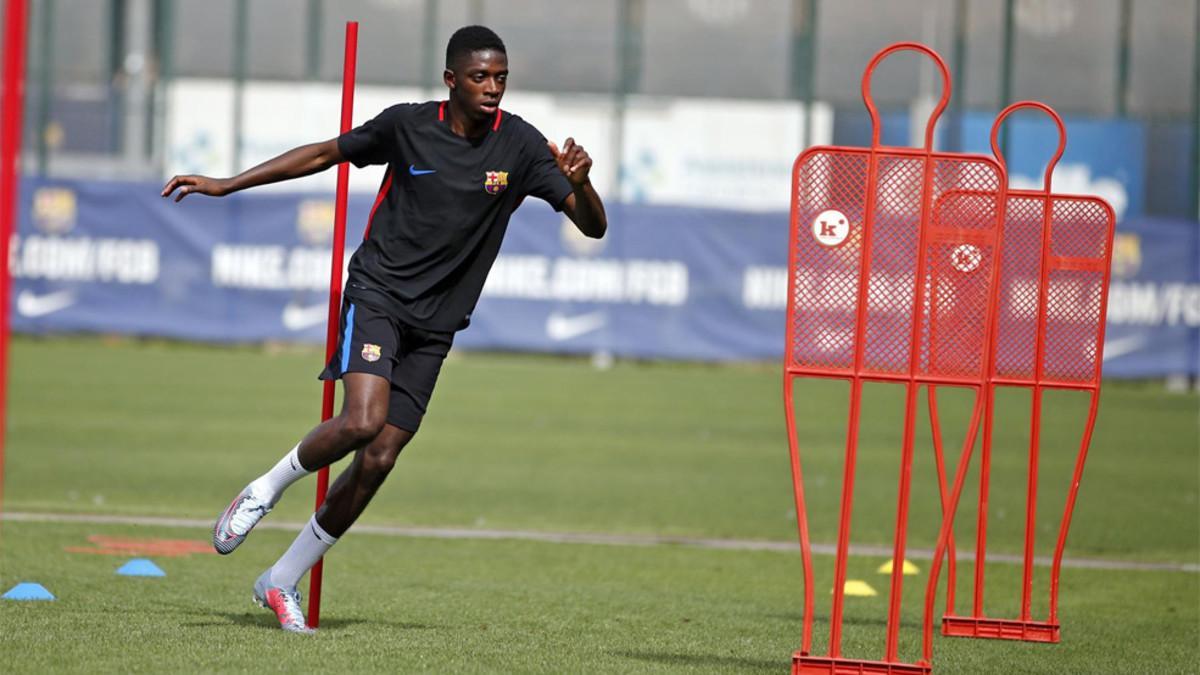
549, 138, 607, 239
160, 138, 345, 202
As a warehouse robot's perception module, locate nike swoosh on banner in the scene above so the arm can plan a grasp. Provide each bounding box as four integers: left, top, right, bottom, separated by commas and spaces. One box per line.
281, 302, 329, 331
16, 289, 76, 317
546, 311, 606, 341
1101, 333, 1150, 362
409, 165, 436, 176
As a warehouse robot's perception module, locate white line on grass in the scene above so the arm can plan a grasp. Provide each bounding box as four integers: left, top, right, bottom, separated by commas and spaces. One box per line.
3, 511, 1196, 573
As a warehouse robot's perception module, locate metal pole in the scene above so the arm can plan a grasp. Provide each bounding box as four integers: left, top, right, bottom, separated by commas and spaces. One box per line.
35, 0, 54, 176
232, 0, 247, 171
949, 0, 967, 152
122, 0, 152, 167
1115, 0, 1131, 117
305, 0, 322, 80
308, 20, 358, 629
154, 0, 175, 84
614, 0, 643, 200
1, 0, 31, 515
999, 0, 1015, 156
109, 0, 127, 154
421, 0, 437, 94
791, 0, 818, 149
149, 0, 175, 175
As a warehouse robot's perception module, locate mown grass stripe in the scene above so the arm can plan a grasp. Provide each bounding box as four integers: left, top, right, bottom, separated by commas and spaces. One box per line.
5, 511, 1195, 573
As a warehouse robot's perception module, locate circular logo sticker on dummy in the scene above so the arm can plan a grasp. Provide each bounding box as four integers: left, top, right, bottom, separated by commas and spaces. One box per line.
811, 210, 850, 248
950, 244, 983, 273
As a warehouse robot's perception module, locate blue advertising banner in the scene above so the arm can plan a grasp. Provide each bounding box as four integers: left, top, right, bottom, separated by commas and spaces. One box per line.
11, 178, 793, 361
1102, 217, 1200, 378
10, 178, 1198, 377
460, 202, 789, 361
12, 179, 369, 343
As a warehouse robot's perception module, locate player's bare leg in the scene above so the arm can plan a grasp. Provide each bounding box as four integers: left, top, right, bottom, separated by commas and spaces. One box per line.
212, 372, 390, 554
254, 418, 412, 633
314, 424, 413, 537
294, 373, 392, 471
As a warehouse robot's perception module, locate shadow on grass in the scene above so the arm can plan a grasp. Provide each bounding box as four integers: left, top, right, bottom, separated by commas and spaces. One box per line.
612, 649, 785, 673
183, 611, 439, 632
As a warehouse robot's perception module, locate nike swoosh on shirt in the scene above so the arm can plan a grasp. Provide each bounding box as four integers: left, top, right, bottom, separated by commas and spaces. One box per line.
546, 311, 606, 341
16, 289, 76, 317
409, 165, 436, 176
281, 302, 329, 331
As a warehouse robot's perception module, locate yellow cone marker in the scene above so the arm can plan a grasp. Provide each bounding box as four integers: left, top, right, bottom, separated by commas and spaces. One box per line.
839, 580, 878, 597
876, 559, 920, 575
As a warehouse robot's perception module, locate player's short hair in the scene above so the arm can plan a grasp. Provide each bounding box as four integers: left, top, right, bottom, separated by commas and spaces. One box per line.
446, 25, 506, 70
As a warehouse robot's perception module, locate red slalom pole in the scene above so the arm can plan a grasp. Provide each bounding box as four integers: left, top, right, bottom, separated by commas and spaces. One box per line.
308, 20, 358, 628
0, 0, 30, 514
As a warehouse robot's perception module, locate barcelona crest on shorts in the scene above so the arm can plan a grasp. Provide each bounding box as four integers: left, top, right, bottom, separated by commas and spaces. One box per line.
361, 343, 382, 363
484, 171, 508, 195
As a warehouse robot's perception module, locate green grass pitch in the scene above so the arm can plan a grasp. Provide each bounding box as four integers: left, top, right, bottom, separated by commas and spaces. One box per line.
1, 336, 1197, 673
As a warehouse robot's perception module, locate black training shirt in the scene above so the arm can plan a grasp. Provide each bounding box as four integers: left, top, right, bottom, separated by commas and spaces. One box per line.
336, 100, 573, 332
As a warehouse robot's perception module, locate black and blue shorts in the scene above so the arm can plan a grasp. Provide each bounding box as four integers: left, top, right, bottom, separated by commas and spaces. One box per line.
319, 299, 454, 432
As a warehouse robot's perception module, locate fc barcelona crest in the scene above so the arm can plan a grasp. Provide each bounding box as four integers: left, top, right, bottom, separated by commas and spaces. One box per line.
484, 171, 508, 195
361, 344, 382, 363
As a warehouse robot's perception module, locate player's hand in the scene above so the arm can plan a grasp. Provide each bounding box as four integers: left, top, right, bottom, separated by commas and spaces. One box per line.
160, 175, 232, 202
548, 138, 592, 187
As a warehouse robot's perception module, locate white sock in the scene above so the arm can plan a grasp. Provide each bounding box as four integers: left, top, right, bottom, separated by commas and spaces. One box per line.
248, 444, 310, 504
269, 515, 339, 589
